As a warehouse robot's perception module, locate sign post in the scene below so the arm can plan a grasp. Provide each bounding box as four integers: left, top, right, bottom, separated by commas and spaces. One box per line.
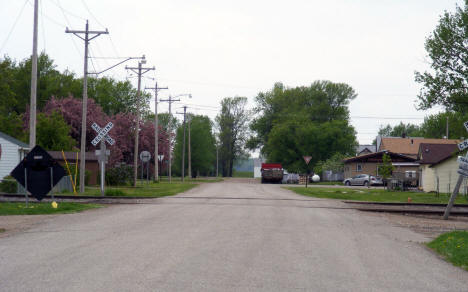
140, 151, 151, 184
303, 156, 312, 188
443, 121, 468, 219
91, 122, 114, 196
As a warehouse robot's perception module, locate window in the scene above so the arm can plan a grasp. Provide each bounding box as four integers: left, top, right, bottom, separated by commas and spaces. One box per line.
356, 164, 362, 172
405, 171, 416, 178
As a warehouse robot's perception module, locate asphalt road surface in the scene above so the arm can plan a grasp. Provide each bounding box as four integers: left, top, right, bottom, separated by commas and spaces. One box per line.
1, 180, 467, 291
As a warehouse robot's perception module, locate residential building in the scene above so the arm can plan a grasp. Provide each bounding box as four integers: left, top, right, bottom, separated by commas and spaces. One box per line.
0, 132, 28, 180
376, 136, 459, 159
343, 151, 418, 179
417, 143, 463, 193
355, 144, 376, 156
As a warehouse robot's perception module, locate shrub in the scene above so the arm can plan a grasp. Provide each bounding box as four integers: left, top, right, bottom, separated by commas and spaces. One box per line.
0, 176, 17, 193
106, 164, 134, 186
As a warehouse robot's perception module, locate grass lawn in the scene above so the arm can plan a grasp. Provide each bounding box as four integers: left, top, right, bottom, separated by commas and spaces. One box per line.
62, 181, 198, 198
427, 231, 468, 271
311, 181, 344, 186
285, 187, 468, 204
0, 202, 101, 216
233, 171, 254, 178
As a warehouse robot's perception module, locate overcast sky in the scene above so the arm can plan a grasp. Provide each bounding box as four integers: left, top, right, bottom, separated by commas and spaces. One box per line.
0, 0, 463, 146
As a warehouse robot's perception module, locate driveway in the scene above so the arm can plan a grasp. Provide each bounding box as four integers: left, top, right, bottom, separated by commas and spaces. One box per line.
0, 179, 467, 291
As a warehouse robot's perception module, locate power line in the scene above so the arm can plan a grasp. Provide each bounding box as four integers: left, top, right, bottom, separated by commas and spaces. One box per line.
55, 0, 82, 57
0, 0, 29, 54
351, 116, 425, 120
48, 0, 86, 20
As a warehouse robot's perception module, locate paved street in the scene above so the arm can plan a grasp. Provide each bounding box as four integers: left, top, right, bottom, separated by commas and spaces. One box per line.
1, 180, 467, 291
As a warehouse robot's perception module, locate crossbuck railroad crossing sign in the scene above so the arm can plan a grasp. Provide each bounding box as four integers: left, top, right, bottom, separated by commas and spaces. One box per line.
91, 122, 115, 146
444, 120, 468, 219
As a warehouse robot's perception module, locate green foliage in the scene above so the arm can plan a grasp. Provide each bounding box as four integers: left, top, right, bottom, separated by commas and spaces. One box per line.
428, 231, 468, 271
286, 187, 468, 204
105, 164, 134, 186
35, 111, 75, 151
216, 97, 250, 177
321, 153, 346, 173
232, 170, 254, 178
0, 176, 17, 193
105, 189, 127, 196
248, 81, 357, 173
173, 115, 216, 177
377, 122, 422, 138
415, 2, 468, 112
420, 111, 468, 139
0, 202, 101, 215
379, 153, 394, 180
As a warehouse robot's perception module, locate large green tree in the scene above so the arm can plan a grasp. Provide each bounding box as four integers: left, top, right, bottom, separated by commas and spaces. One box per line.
216, 97, 250, 177
415, 1, 468, 112
248, 81, 357, 172
377, 122, 422, 138
173, 115, 216, 177
35, 111, 76, 151
420, 111, 468, 139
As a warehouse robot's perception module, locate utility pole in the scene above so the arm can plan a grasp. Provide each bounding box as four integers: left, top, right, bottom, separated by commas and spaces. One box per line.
177, 106, 188, 182
145, 82, 168, 182
160, 95, 179, 183
216, 145, 219, 177
160, 94, 191, 182
446, 116, 449, 139
66, 21, 108, 193
188, 114, 191, 179
29, 0, 39, 148
125, 58, 154, 187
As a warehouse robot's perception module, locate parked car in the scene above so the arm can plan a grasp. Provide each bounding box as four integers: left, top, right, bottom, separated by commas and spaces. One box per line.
343, 174, 383, 186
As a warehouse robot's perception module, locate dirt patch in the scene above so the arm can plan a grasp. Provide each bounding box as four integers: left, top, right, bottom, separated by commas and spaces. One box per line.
366, 212, 468, 239
0, 214, 57, 238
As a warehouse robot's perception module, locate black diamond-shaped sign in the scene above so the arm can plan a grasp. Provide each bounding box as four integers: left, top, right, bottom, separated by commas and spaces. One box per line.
11, 145, 66, 201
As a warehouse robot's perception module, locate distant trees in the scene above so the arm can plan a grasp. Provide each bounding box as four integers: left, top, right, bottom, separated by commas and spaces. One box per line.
173, 115, 216, 177
35, 111, 75, 151
415, 1, 468, 112
216, 97, 250, 177
248, 81, 357, 173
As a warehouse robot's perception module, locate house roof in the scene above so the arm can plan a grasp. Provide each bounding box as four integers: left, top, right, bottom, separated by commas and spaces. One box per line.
356, 144, 376, 154
48, 151, 98, 162
0, 132, 28, 148
343, 151, 416, 163
378, 137, 459, 156
418, 143, 459, 165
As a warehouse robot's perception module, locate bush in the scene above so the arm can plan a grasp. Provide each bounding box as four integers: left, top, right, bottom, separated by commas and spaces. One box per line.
106, 164, 134, 186
0, 176, 17, 193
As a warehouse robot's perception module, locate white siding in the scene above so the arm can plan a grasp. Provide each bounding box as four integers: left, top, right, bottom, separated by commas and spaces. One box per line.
420, 164, 436, 192
432, 156, 466, 194
0, 137, 22, 179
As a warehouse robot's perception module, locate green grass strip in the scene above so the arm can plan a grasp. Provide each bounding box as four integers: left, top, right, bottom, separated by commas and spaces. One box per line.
0, 202, 101, 216
285, 187, 468, 204
427, 231, 468, 271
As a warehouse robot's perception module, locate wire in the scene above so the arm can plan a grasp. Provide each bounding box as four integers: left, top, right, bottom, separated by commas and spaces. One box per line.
55, 0, 82, 57
0, 0, 29, 54
80, 0, 106, 29
48, 0, 86, 20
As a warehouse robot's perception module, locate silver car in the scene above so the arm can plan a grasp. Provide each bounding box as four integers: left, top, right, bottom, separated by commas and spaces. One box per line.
343, 174, 383, 186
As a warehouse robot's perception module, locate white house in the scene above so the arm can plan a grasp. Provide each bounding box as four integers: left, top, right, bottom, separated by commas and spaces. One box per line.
418, 143, 465, 193
253, 158, 265, 178
0, 132, 28, 179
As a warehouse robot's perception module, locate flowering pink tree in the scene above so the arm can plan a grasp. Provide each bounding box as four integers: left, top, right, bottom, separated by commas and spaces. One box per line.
35, 96, 170, 168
